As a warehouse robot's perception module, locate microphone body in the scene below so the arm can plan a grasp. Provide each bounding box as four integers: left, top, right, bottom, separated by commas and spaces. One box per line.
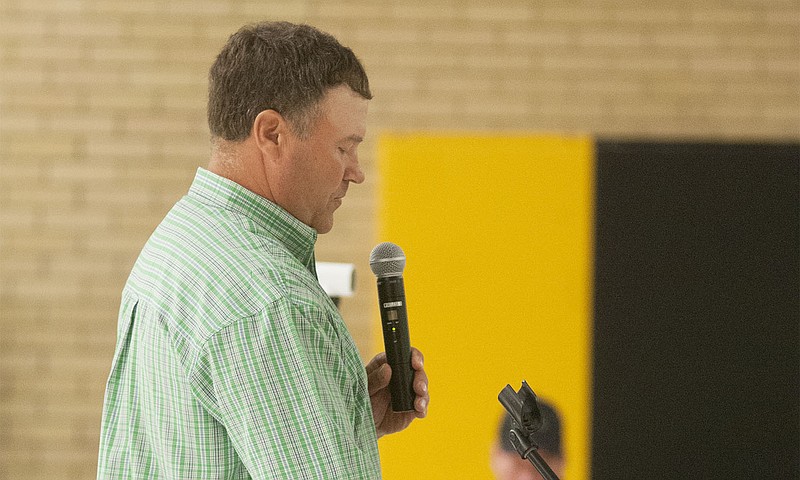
370, 243, 415, 412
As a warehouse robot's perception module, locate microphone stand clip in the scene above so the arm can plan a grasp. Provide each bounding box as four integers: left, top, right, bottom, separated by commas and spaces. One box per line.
498, 381, 561, 480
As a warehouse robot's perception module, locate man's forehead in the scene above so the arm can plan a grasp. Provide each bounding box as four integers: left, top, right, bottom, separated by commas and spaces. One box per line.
321, 85, 369, 109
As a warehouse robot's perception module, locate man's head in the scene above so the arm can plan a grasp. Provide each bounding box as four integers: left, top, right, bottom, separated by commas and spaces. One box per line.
208, 21, 371, 141
491, 400, 566, 480
206, 22, 371, 234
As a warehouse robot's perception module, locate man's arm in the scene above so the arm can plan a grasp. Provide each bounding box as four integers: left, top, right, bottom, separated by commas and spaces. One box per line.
190, 299, 379, 479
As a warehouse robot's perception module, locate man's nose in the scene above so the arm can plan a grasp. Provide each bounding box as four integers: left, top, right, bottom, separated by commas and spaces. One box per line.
346, 158, 365, 184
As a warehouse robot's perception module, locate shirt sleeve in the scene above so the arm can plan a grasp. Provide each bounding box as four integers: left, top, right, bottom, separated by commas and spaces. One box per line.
188, 296, 370, 479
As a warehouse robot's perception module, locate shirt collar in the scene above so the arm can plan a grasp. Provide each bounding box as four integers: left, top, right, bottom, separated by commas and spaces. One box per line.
188, 167, 318, 274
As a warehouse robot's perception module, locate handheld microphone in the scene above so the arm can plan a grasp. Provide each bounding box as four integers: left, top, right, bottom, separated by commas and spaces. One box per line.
370, 242, 415, 412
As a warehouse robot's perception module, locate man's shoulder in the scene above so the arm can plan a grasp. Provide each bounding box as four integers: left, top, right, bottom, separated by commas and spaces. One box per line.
128, 198, 301, 326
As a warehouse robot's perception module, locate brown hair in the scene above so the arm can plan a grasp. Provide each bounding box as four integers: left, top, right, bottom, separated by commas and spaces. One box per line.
207, 21, 372, 141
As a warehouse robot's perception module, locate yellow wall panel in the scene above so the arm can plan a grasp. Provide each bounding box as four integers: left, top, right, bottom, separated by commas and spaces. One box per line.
375, 134, 593, 479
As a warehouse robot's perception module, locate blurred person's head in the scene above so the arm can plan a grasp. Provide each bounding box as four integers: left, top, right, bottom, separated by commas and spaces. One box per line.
490, 400, 565, 480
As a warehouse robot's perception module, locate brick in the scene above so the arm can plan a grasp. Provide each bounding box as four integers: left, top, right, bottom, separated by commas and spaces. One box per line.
727, 32, 800, 50
541, 53, 610, 71
46, 162, 120, 183
120, 113, 206, 135
89, 44, 159, 63
91, 0, 163, 15
504, 29, 573, 47
43, 112, 116, 134
11, 41, 85, 62
9, 278, 82, 301
690, 6, 759, 25
389, 3, 458, 21
579, 30, 645, 48
652, 30, 724, 49
1, 231, 79, 256
428, 27, 498, 47
84, 136, 153, 158
465, 4, 532, 22
540, 5, 616, 24
126, 20, 196, 39
1, 133, 75, 157
0, 113, 42, 133
353, 26, 420, 45
689, 54, 758, 73
764, 8, 800, 26
614, 7, 684, 24
765, 58, 800, 75
0, 209, 37, 231
0, 64, 46, 86
164, 1, 231, 16
0, 183, 75, 210
316, 2, 389, 20
13, 1, 83, 14
85, 86, 154, 111
232, 1, 310, 19
614, 54, 683, 72
125, 69, 205, 89
3, 86, 82, 111
55, 17, 123, 39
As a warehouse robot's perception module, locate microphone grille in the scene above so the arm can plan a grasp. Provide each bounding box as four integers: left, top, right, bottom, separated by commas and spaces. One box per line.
369, 242, 406, 277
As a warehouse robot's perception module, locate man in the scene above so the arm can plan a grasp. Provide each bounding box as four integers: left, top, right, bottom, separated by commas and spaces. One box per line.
490, 400, 565, 480
98, 21, 429, 479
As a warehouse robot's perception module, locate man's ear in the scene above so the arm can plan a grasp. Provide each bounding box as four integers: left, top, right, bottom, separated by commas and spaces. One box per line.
252, 109, 283, 156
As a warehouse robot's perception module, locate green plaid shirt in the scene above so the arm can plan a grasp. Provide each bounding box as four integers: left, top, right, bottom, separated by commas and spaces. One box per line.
98, 168, 381, 479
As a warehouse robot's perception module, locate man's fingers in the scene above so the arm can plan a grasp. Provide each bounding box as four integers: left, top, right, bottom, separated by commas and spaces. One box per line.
365, 352, 387, 374
367, 363, 391, 395
413, 368, 429, 415
410, 347, 424, 370
413, 368, 428, 395
408, 347, 429, 417
415, 396, 428, 418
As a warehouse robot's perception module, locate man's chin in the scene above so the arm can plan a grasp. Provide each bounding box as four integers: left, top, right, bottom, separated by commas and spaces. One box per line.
313, 217, 335, 234
313, 203, 341, 234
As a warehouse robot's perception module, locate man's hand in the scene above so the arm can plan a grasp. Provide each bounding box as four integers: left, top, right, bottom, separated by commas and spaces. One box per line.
365, 347, 429, 438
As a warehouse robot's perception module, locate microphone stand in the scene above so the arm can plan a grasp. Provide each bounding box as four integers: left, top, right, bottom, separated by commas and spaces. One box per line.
498, 381, 560, 480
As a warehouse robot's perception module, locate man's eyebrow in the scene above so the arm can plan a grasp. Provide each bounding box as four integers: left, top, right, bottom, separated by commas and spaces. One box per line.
344, 134, 364, 143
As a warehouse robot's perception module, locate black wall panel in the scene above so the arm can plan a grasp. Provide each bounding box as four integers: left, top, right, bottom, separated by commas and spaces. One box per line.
592, 142, 799, 479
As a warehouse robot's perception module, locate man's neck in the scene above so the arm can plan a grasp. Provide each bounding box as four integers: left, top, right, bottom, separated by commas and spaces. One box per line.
208, 137, 275, 203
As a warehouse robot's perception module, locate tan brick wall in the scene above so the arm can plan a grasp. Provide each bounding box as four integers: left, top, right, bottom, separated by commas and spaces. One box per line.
1, 1, 797, 477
